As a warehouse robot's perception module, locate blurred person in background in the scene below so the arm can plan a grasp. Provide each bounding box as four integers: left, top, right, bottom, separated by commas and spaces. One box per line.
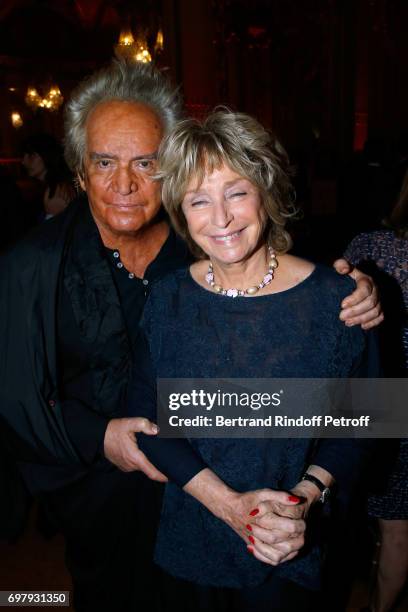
0, 164, 28, 251
344, 169, 408, 612
340, 137, 395, 244
21, 133, 75, 220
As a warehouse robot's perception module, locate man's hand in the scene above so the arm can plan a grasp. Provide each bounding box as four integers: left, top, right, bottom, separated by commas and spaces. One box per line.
333, 258, 384, 330
103, 417, 168, 482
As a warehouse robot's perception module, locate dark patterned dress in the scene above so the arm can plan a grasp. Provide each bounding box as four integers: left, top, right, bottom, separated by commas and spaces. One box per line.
129, 265, 379, 592
345, 230, 408, 519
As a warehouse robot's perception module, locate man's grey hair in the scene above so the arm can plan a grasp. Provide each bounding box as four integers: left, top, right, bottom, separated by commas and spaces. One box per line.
64, 59, 182, 175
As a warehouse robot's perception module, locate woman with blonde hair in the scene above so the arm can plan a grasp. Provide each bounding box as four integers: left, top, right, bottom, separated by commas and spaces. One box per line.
128, 109, 380, 611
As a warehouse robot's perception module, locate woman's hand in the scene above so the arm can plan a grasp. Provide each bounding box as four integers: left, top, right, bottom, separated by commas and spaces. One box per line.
245, 495, 308, 566
333, 258, 384, 329
246, 464, 335, 565
183, 469, 307, 566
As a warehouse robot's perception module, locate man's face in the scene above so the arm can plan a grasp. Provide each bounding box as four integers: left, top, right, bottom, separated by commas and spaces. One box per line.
79, 100, 164, 239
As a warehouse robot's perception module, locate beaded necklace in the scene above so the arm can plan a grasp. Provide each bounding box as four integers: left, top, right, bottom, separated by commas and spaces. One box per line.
205, 246, 278, 297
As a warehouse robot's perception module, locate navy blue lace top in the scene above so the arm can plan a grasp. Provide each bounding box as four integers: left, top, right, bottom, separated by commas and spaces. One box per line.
128, 264, 379, 591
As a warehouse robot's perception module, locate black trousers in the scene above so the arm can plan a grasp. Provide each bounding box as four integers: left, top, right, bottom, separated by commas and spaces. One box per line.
159, 571, 320, 612
43, 465, 163, 612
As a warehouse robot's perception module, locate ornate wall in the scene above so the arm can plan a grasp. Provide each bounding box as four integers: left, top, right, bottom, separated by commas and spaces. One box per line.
0, 0, 407, 162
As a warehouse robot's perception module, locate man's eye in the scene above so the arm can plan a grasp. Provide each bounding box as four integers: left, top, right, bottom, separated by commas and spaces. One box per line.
97, 160, 112, 169
137, 160, 154, 170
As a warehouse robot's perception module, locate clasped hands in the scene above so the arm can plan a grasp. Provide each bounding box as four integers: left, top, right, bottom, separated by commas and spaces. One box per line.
217, 487, 312, 567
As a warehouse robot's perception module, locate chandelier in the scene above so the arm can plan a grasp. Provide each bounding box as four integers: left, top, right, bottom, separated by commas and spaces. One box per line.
114, 28, 137, 60
114, 26, 163, 64
134, 34, 152, 64
25, 85, 64, 112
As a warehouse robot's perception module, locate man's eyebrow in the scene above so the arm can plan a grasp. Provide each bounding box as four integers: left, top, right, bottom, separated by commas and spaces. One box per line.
89, 152, 158, 161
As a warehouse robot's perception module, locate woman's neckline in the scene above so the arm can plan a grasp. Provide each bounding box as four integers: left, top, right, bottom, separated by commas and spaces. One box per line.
186, 261, 319, 300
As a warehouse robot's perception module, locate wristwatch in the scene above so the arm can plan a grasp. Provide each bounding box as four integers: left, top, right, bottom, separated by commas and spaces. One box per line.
301, 473, 331, 504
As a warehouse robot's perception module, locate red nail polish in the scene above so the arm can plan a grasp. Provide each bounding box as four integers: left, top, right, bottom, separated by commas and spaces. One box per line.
247, 546, 254, 554
249, 508, 259, 516
288, 495, 300, 503
248, 535, 255, 545
246, 524, 252, 531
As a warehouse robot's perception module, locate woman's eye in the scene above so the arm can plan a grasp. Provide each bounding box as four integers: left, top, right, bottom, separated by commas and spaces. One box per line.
191, 199, 208, 207
229, 191, 246, 198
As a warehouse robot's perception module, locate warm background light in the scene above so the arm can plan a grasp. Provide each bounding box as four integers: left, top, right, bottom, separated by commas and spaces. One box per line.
118, 29, 134, 47
115, 26, 162, 64
25, 85, 63, 112
134, 46, 152, 63
25, 87, 41, 109
115, 28, 136, 60
154, 28, 164, 54
11, 112, 23, 128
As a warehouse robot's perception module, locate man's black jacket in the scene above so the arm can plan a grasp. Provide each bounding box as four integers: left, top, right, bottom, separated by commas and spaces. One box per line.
0, 198, 133, 472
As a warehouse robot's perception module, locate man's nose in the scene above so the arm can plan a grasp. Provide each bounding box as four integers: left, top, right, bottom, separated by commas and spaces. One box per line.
211, 199, 233, 228
112, 166, 138, 195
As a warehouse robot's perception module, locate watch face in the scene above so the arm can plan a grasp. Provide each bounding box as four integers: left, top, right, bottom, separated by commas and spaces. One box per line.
320, 488, 330, 503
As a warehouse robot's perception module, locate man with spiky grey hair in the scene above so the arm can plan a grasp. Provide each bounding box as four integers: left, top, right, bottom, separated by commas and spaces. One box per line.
0, 59, 189, 612
0, 59, 381, 611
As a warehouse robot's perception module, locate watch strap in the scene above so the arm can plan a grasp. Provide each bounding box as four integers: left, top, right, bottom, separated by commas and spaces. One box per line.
301, 473, 330, 503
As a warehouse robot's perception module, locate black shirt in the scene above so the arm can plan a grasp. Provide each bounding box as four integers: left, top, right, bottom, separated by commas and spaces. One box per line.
104, 228, 192, 351
53, 227, 192, 480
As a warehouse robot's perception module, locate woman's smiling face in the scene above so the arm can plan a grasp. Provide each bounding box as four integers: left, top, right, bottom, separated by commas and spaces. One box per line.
181, 163, 267, 266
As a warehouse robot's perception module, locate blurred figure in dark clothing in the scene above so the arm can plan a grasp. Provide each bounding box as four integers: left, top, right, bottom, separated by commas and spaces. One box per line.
344, 170, 408, 612
0, 182, 32, 533
21, 133, 75, 221
345, 170, 408, 371
390, 131, 408, 199
340, 137, 395, 242
0, 166, 30, 251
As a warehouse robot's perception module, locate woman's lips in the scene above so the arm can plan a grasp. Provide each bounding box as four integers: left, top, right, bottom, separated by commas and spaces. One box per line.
210, 230, 243, 244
